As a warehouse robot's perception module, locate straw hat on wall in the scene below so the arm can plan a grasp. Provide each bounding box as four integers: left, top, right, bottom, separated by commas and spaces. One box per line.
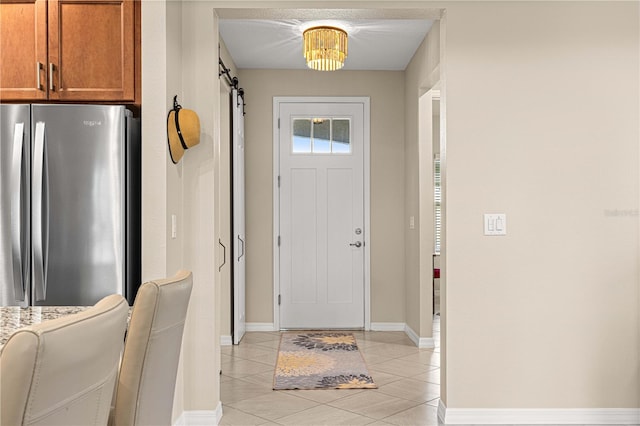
167, 96, 200, 164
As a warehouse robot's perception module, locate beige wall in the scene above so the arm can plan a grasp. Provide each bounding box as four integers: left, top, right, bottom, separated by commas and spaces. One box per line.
440, 1, 639, 408
142, 0, 222, 421
180, 0, 220, 413
141, 2, 186, 420
239, 69, 406, 325
142, 0, 640, 418
141, 0, 179, 283
404, 19, 441, 339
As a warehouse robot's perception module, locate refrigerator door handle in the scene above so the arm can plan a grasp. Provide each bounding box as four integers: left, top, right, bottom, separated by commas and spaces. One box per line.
33, 121, 47, 301
10, 122, 26, 301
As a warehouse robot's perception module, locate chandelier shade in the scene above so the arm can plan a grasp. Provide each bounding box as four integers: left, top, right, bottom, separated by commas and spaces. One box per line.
303, 26, 348, 71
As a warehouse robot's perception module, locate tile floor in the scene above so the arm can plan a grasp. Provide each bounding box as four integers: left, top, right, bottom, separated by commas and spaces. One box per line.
220, 317, 442, 425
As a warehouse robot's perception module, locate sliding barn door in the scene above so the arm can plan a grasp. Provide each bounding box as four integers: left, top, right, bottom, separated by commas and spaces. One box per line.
232, 88, 246, 344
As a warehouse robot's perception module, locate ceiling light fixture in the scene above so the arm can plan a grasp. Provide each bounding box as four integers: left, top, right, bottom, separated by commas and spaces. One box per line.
303, 26, 348, 71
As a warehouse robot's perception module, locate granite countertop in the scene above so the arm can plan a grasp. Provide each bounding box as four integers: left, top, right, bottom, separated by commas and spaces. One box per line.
0, 306, 90, 349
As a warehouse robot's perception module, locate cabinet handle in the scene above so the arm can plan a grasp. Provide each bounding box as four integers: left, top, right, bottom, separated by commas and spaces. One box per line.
36, 62, 43, 90
49, 63, 54, 91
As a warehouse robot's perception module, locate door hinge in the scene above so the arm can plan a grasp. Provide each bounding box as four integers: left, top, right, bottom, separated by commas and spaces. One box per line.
277, 236, 281, 246
278, 118, 280, 129
277, 175, 280, 188
278, 294, 281, 305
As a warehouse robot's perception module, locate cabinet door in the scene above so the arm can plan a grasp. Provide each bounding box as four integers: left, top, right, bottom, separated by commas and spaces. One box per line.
0, 0, 48, 101
48, 0, 134, 101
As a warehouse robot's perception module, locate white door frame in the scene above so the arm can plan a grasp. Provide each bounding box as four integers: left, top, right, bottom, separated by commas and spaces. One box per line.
273, 96, 371, 331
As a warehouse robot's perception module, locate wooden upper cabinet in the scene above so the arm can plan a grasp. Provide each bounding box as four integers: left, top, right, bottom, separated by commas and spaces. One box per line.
0, 0, 137, 102
48, 0, 134, 101
0, 0, 48, 100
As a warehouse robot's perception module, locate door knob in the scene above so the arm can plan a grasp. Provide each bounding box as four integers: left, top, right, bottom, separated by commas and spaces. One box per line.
349, 241, 362, 248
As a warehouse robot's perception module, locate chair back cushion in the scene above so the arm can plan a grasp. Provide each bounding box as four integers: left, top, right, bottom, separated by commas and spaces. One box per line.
112, 270, 193, 426
1, 294, 129, 425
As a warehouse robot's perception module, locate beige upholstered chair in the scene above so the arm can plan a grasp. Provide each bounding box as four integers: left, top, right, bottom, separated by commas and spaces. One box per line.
110, 270, 193, 426
1, 294, 129, 426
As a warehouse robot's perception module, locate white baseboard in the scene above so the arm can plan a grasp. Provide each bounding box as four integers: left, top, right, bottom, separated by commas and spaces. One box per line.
370, 322, 405, 331
370, 323, 435, 349
439, 401, 640, 424
438, 399, 447, 423
174, 402, 223, 425
220, 335, 232, 346
404, 324, 435, 349
246, 322, 275, 332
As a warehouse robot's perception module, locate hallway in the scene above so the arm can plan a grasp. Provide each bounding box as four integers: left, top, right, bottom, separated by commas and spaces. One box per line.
220, 318, 441, 425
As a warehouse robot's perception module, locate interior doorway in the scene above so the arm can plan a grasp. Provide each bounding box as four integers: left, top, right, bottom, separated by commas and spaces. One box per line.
418, 88, 441, 323
273, 97, 371, 330
432, 93, 441, 316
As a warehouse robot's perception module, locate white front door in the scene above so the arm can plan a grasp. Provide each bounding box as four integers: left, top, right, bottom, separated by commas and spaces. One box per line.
278, 100, 366, 329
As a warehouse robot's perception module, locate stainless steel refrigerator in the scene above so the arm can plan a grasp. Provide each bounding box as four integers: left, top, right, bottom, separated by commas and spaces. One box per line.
0, 104, 141, 307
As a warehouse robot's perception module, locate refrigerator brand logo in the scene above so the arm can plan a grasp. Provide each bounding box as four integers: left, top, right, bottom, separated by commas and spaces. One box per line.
83, 120, 102, 127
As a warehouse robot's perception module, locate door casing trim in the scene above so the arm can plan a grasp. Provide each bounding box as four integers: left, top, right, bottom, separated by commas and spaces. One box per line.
273, 96, 371, 331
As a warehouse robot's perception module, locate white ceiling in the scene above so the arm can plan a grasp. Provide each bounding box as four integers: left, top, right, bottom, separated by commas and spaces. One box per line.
219, 12, 435, 71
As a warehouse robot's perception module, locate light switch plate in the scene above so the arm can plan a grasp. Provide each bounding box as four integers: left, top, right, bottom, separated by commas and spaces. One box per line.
484, 213, 506, 236
171, 214, 177, 239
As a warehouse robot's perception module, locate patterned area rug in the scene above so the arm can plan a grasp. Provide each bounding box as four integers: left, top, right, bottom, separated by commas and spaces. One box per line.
273, 331, 377, 390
